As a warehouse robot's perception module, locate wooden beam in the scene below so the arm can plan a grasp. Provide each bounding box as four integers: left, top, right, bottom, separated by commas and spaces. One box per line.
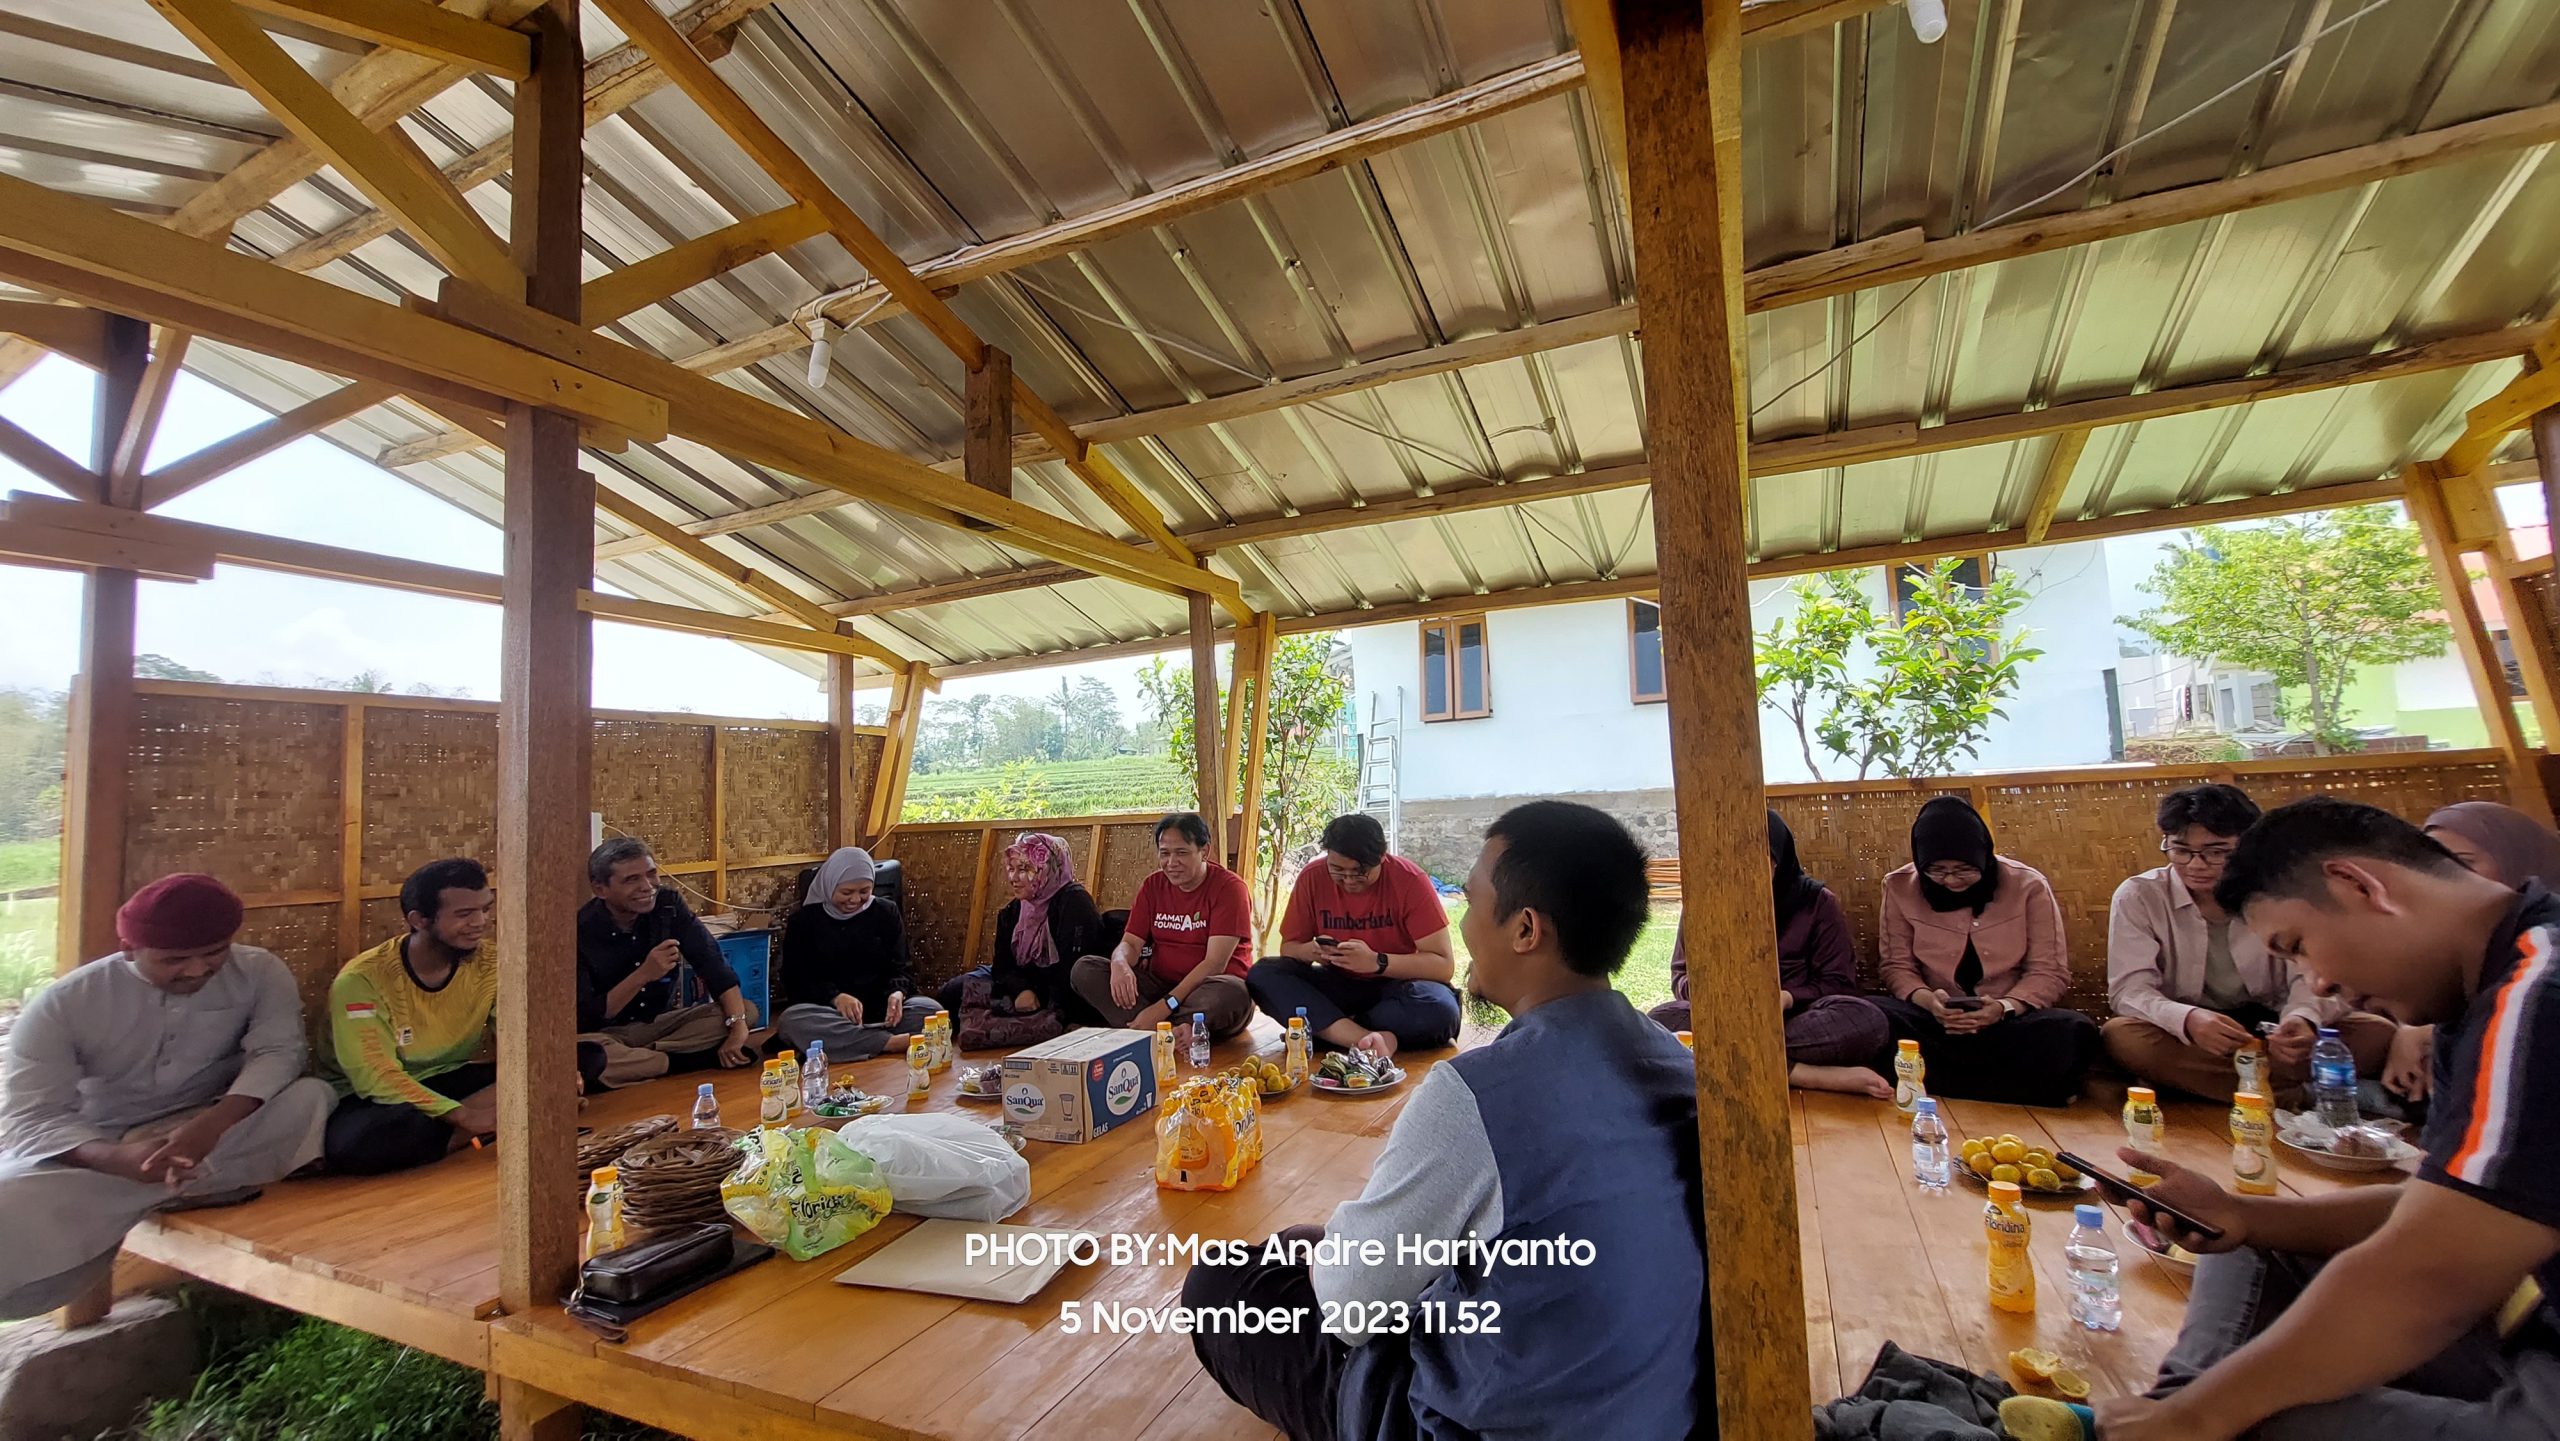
1614, 1, 1806, 1433
0, 497, 218, 580
2021, 427, 2091, 545
0, 416, 101, 501
2539, 406, 2560, 638
964, 346, 1013, 500
864, 663, 928, 840
2444, 365, 2560, 478
1233, 611, 1277, 903
0, 302, 111, 370
2406, 465, 2549, 823
576, 592, 893, 660
233, 0, 532, 78
1219, 619, 1251, 852
2486, 528, 2560, 747
0, 180, 665, 440
589, 488, 899, 662
141, 382, 393, 509
148, 0, 521, 295
581, 203, 824, 327
89, 317, 148, 505
824, 654, 855, 850
106, 330, 190, 507
1188, 591, 1226, 864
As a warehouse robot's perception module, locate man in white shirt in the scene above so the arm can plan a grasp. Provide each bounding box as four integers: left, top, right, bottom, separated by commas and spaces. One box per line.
0, 874, 332, 1317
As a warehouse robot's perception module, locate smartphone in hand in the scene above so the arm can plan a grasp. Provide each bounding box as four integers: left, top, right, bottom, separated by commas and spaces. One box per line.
2053, 1150, 2227, 1243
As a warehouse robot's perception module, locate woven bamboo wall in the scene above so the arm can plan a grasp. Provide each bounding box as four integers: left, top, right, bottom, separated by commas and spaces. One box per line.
114, 682, 882, 1013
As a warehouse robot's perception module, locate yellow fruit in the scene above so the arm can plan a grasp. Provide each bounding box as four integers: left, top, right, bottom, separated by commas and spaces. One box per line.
2050, 1159, 2080, 1182
1998, 1133, 2023, 1148
1968, 1152, 1997, 1178
2023, 1150, 2053, 1171
2008, 1348, 2064, 1382
1991, 1163, 2023, 1185
2047, 1368, 2091, 1401
2027, 1167, 2061, 1192
1991, 1140, 2027, 1165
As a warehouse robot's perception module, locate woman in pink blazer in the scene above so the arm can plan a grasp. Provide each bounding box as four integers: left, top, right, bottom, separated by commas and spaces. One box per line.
1873, 795, 2099, 1106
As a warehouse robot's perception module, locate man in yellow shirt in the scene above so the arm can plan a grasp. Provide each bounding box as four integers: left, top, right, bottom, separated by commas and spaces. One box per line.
318, 858, 603, 1174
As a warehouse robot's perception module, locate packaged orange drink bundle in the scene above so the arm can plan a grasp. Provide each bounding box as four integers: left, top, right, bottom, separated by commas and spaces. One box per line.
1229, 1076, 1263, 1171
1155, 1081, 1244, 1191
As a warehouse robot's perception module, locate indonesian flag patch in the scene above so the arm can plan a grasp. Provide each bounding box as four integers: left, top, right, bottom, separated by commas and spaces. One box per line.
343, 1002, 377, 1019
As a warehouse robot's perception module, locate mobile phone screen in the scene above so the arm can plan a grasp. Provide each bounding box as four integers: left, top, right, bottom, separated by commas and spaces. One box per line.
2053, 1150, 2226, 1243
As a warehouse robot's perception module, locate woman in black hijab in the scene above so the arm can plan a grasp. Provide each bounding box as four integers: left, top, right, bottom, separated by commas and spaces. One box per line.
1652, 811, 1892, 1096
1872, 796, 2098, 1106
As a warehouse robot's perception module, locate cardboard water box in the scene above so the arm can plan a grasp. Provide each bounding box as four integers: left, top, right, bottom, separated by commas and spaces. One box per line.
1000, 1027, 1159, 1143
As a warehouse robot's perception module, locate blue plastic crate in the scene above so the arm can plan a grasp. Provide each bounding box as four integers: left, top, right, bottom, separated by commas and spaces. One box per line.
683, 928, 773, 1024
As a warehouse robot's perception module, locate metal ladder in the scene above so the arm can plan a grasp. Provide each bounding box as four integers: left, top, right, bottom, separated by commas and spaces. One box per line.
1357, 688, 1402, 847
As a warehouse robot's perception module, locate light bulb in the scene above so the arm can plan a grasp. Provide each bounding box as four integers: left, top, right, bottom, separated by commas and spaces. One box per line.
1904, 0, 1947, 43
804, 316, 834, 390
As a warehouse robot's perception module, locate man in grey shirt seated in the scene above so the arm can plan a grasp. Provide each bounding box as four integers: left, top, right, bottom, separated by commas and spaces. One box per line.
1184, 802, 1707, 1440
0, 874, 333, 1317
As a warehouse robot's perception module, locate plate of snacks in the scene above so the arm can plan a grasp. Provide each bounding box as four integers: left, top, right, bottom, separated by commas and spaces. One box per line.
811, 1087, 890, 1119
2275, 1112, 2419, 1172
1955, 1133, 2096, 1202
2124, 1219, 2199, 1274
1311, 1050, 1405, 1096
955, 1064, 1005, 1102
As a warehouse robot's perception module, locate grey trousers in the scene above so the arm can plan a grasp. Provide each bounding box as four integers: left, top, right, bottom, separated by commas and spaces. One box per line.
774, 997, 940, 1061
0, 1076, 334, 1319
2155, 1247, 2560, 1438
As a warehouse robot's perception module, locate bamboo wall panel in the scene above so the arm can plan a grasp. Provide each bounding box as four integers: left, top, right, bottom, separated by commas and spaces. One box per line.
1095, 823, 1163, 912
241, 902, 347, 1033
126, 694, 342, 896
591, 721, 714, 864
722, 864, 804, 928
723, 728, 827, 861
357, 897, 405, 953
881, 829, 983, 987
1976, 776, 2171, 1015
361, 707, 499, 888
2236, 757, 2510, 814
845, 732, 884, 834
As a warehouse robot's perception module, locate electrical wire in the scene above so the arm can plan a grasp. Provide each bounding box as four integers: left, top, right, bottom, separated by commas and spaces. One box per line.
596, 820, 795, 919
1749, 0, 2404, 420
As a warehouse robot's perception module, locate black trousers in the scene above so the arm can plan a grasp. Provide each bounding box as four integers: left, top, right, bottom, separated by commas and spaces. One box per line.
1871, 995, 2099, 1108
1184, 1225, 1415, 1441
322, 1047, 604, 1176
1244, 958, 1461, 1051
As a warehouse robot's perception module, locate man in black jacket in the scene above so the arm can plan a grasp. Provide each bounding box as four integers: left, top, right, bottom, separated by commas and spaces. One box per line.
577, 838, 757, 1085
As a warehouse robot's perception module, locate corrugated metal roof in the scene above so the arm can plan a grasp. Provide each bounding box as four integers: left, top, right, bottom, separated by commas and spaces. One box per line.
4, 0, 2557, 674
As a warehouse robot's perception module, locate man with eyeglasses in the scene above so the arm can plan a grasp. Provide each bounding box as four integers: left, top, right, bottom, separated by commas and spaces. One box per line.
1246, 813, 1462, 1058
2103, 783, 2396, 1102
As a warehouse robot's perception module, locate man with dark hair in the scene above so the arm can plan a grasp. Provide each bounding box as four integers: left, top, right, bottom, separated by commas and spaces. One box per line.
2104, 783, 2395, 1101
1247, 813, 1461, 1057
1184, 801, 1704, 1440
1072, 812, 1255, 1038
577, 837, 755, 1086
0, 874, 334, 1317
2092, 797, 2560, 1441
320, 859, 601, 1174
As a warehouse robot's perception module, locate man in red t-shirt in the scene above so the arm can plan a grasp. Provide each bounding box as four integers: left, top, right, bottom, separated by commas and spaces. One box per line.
1248, 813, 1461, 1058
1071, 812, 1255, 1039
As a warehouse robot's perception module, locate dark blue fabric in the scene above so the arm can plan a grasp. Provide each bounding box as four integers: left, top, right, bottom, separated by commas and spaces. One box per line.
1347, 988, 1706, 1440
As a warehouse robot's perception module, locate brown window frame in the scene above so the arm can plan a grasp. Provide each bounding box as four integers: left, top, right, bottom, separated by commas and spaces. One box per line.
1628, 597, 1666, 704
1418, 615, 1493, 722
1887, 552, 1994, 622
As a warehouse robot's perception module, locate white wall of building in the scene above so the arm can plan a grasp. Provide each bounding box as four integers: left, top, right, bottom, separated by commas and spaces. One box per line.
1342, 541, 2123, 801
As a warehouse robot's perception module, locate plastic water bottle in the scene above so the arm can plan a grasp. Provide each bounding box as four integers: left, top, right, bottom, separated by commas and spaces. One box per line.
1189, 1011, 1211, 1069
2312, 1026, 2359, 1129
801, 1040, 828, 1112
2065, 1203, 2121, 1332
689, 1082, 720, 1130
1910, 1097, 1951, 1192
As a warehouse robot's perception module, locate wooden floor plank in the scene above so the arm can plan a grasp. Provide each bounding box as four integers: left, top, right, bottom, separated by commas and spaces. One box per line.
1798, 1091, 1961, 1389
1792, 1091, 1841, 1404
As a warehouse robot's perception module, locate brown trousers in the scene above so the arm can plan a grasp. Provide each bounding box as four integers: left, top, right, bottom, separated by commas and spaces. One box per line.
579, 1003, 734, 1087
2101, 1010, 2397, 1104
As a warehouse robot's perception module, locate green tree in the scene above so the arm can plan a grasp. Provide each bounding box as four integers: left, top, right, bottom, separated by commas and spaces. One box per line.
134, 653, 221, 682
0, 687, 67, 843
1051, 676, 1131, 760
1139, 634, 1354, 921
2121, 506, 2447, 755
1753, 573, 1869, 780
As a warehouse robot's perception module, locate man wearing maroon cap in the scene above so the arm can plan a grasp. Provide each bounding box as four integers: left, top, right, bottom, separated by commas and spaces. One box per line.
0, 873, 332, 1318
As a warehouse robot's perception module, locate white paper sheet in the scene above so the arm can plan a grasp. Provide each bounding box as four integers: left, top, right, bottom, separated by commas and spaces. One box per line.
833, 1218, 1072, 1304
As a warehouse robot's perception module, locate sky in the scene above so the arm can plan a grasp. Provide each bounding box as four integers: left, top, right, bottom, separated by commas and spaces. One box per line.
0, 356, 1166, 719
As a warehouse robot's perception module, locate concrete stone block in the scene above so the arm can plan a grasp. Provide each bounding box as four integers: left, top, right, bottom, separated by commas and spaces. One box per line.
0, 1297, 198, 1441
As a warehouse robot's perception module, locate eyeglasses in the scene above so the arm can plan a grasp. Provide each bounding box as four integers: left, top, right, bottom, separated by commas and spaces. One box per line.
2161, 840, 2236, 865
1326, 863, 1376, 885
1921, 863, 1981, 884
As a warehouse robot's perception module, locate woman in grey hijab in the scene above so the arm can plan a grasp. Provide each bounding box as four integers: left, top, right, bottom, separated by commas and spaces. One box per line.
774, 847, 941, 1060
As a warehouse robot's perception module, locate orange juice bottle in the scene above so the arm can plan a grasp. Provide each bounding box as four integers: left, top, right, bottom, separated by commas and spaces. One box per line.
1984, 1180, 2035, 1314
2230, 1090, 2278, 1196
1893, 1039, 1926, 1115
906, 1036, 931, 1102
2123, 1085, 2165, 1186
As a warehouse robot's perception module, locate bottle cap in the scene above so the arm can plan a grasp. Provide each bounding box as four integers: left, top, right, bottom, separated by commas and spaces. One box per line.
778, 1050, 795, 1062
1897, 1038, 1919, 1052
591, 1166, 618, 1185
2074, 1203, 2104, 1228
697, 1082, 714, 1095
1988, 1180, 2023, 1202
1295, 1007, 1307, 1018
1913, 1096, 1937, 1114
2128, 1085, 2156, 1103
2317, 1026, 2340, 1038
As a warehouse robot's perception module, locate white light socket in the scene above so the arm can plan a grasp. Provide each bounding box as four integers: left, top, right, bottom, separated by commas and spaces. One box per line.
804, 317, 835, 390
1904, 0, 1947, 43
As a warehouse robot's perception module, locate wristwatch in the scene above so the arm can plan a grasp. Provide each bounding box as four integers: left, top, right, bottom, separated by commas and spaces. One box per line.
1373, 952, 1391, 975
1165, 994, 1182, 1014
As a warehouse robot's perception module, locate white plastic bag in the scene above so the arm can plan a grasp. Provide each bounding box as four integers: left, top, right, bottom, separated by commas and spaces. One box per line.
834, 1112, 1031, 1222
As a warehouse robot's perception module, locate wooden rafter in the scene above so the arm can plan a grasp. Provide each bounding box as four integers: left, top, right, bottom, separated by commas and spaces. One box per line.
233, 0, 531, 78
591, 487, 903, 664
140, 382, 393, 509
0, 301, 112, 370
106, 329, 191, 506
0, 415, 101, 500
582, 204, 824, 326
2441, 331, 2560, 477
149, 0, 520, 294
2406, 464, 2551, 822
578, 593, 887, 661
2021, 428, 2092, 545
586, 0, 1199, 571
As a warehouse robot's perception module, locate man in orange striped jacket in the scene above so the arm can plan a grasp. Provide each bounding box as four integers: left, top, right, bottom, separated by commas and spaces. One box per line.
2089, 797, 2560, 1441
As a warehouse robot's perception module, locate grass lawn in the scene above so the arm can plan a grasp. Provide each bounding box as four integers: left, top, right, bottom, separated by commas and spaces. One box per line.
1445, 901, 1678, 1020
0, 894, 52, 1003
0, 839, 57, 893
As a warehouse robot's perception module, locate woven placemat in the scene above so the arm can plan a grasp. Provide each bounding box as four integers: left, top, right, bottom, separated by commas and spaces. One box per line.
576, 1115, 677, 1177
620, 1127, 748, 1231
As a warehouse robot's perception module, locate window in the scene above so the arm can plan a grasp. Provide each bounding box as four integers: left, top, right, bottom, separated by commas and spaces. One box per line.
1889, 554, 1991, 620
1419, 616, 1491, 721
1629, 599, 1665, 703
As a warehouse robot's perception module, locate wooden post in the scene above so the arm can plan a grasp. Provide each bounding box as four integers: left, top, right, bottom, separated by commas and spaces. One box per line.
338, 701, 366, 958
824, 654, 857, 849
492, 5, 589, 1421
1188, 591, 1226, 862
709, 726, 728, 911
964, 346, 1013, 500
1608, 0, 1811, 1433
2537, 405, 2560, 635
1233, 613, 1278, 901
865, 662, 929, 841
2488, 532, 2560, 746
1219, 621, 1253, 860
2409, 466, 2552, 822
57, 315, 148, 973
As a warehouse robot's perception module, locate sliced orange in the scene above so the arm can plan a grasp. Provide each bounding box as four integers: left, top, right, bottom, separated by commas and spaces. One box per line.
2047, 1367, 2091, 1401
2007, 1347, 2064, 1381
